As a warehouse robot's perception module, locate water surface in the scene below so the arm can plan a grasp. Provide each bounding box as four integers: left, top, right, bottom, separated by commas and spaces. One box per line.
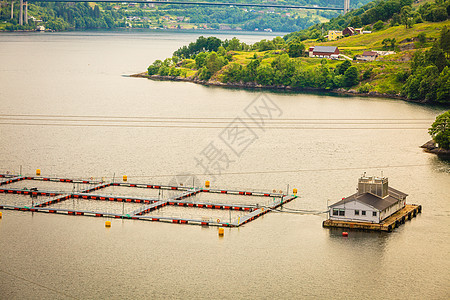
0, 31, 449, 299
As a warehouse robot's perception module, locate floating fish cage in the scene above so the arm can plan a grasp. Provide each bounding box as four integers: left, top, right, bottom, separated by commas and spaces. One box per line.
0, 174, 297, 227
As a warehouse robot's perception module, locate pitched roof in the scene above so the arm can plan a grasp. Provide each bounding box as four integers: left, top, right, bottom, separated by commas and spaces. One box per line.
362, 51, 378, 56
313, 46, 338, 53
330, 187, 407, 211
387, 187, 408, 199
344, 27, 355, 33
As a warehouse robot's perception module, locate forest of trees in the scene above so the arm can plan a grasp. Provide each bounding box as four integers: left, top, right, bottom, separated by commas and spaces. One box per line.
220, 54, 360, 89
149, 35, 359, 89
429, 111, 450, 149
402, 26, 450, 103
172, 35, 305, 59
0, 2, 121, 30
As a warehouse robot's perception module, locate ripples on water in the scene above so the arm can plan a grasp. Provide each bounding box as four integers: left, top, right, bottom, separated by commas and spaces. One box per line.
0, 32, 449, 299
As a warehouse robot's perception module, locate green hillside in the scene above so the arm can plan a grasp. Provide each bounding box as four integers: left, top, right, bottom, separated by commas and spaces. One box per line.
313, 21, 449, 51
144, 0, 450, 104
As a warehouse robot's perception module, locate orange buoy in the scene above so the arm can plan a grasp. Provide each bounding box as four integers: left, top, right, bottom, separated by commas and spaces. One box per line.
205, 180, 210, 188
342, 232, 348, 237
218, 227, 224, 236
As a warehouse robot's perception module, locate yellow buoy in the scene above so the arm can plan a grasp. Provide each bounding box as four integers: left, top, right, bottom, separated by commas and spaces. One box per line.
36, 169, 41, 176
218, 227, 224, 236
123, 175, 127, 182
293, 188, 298, 194
105, 221, 111, 227
0, 212, 2, 218
205, 180, 210, 188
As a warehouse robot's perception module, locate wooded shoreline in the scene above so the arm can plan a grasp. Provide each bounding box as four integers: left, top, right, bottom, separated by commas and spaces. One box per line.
131, 72, 427, 103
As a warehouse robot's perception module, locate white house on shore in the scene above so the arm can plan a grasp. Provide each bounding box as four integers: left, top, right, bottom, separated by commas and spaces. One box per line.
358, 51, 379, 61
328, 175, 407, 223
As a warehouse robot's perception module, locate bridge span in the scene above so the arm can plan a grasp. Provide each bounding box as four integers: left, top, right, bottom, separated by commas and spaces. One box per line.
30, 0, 345, 11
15, 0, 349, 27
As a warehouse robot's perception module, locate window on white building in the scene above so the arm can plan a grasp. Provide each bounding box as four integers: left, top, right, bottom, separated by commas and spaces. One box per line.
339, 209, 345, 216
373, 211, 377, 217
355, 210, 359, 215
362, 210, 366, 216
333, 209, 339, 216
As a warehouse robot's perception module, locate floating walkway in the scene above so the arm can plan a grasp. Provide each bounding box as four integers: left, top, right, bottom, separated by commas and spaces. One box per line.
322, 204, 422, 232
0, 174, 298, 227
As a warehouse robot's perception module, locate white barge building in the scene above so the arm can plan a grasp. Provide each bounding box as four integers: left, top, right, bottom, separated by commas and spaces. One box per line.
323, 175, 421, 232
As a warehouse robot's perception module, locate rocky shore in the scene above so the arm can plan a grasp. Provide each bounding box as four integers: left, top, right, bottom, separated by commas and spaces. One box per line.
421, 140, 450, 157
131, 72, 423, 103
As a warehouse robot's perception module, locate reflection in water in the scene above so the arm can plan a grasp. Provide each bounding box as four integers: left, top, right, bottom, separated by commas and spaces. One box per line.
428, 154, 450, 173
433, 155, 450, 166
327, 228, 390, 252
326, 228, 390, 277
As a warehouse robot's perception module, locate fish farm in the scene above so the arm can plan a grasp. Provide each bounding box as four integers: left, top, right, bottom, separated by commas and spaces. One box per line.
0, 174, 298, 227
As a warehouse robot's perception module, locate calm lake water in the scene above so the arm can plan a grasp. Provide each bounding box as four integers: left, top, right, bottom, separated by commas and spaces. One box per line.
0, 31, 449, 299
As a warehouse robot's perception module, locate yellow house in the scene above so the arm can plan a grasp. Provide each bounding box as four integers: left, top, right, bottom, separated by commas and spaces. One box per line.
328, 30, 343, 41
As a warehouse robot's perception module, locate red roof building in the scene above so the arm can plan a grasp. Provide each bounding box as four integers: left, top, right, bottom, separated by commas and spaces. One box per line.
309, 46, 340, 58
343, 27, 356, 36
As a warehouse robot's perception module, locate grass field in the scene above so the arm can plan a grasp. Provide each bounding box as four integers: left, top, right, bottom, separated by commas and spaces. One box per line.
303, 20, 450, 55
163, 14, 450, 97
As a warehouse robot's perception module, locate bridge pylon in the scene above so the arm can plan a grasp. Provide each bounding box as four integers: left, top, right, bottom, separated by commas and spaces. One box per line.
17, 0, 28, 25
344, 0, 350, 14
25, 1, 28, 24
